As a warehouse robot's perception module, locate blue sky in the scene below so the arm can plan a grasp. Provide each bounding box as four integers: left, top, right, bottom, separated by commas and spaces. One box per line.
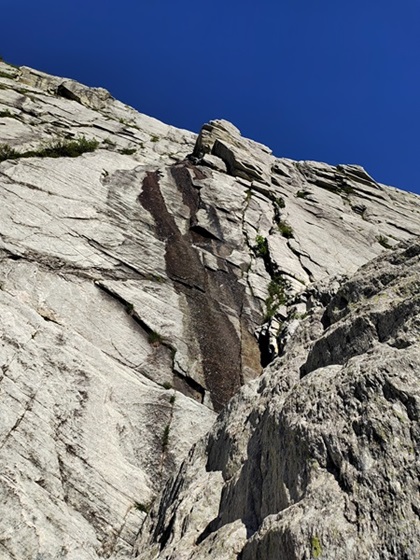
2, 1, 420, 195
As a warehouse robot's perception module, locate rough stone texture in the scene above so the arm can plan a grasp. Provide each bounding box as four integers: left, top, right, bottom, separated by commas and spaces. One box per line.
193, 119, 273, 184
0, 59, 419, 559
137, 239, 420, 559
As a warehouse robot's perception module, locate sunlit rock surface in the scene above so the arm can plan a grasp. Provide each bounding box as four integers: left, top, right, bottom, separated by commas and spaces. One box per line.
0, 59, 419, 559
137, 240, 420, 560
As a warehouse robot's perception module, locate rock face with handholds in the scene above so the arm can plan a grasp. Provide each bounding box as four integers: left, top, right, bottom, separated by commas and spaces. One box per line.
136, 239, 420, 559
0, 58, 419, 559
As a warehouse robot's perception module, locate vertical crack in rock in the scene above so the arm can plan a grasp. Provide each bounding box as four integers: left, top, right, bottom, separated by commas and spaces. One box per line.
139, 165, 245, 411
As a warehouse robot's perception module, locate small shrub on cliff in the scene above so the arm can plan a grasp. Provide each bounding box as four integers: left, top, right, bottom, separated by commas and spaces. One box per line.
148, 330, 163, 346
0, 137, 99, 162
255, 235, 269, 258
277, 220, 294, 239
35, 136, 99, 158
119, 147, 137, 155
0, 143, 19, 162
265, 274, 289, 320
274, 196, 285, 208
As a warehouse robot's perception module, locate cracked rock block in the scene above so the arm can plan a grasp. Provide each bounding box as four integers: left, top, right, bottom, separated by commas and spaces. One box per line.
193, 119, 273, 184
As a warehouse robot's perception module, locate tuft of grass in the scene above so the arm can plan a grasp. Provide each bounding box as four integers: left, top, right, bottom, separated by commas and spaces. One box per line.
277, 220, 294, 239
265, 274, 289, 320
103, 138, 116, 148
0, 137, 99, 163
162, 425, 170, 451
310, 536, 322, 558
162, 382, 172, 390
0, 143, 19, 162
296, 190, 311, 199
119, 147, 137, 155
169, 394, 176, 405
150, 135, 159, 143
34, 137, 99, 158
274, 196, 285, 208
126, 302, 134, 315
255, 235, 269, 258
134, 502, 150, 514
376, 235, 392, 249
148, 330, 163, 346
0, 109, 12, 118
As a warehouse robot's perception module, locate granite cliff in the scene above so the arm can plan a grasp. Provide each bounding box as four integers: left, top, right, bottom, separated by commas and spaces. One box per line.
0, 60, 419, 559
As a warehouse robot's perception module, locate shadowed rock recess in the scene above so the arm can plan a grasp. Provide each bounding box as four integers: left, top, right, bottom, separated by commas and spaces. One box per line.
0, 61, 419, 559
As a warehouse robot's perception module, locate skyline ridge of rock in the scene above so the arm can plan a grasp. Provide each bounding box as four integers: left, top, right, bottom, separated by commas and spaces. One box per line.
0, 61, 419, 559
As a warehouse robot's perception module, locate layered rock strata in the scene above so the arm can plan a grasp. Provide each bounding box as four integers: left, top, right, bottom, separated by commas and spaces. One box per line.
0, 59, 419, 559
137, 239, 420, 560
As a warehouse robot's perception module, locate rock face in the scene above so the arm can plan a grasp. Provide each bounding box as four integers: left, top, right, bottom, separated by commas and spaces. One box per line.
137, 240, 420, 560
0, 59, 419, 559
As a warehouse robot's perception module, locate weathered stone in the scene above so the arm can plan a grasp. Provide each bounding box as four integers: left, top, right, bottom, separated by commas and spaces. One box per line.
0, 59, 419, 559
193, 119, 273, 184
138, 239, 420, 560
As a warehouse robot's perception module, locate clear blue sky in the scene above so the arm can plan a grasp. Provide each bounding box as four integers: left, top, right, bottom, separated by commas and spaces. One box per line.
2, 0, 420, 195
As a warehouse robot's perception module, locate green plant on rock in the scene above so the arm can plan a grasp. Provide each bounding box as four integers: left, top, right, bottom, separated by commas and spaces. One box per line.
150, 135, 159, 143
134, 502, 150, 514
162, 424, 170, 451
36, 136, 99, 158
274, 196, 285, 208
126, 302, 134, 315
277, 220, 294, 239
119, 147, 137, 155
0, 143, 19, 162
148, 330, 163, 346
296, 189, 311, 199
1, 137, 99, 162
255, 235, 269, 258
376, 235, 392, 249
310, 535, 322, 558
103, 138, 116, 148
265, 274, 289, 320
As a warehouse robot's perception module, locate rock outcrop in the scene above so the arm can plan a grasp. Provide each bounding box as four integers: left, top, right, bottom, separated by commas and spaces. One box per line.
0, 59, 419, 559
136, 239, 420, 560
